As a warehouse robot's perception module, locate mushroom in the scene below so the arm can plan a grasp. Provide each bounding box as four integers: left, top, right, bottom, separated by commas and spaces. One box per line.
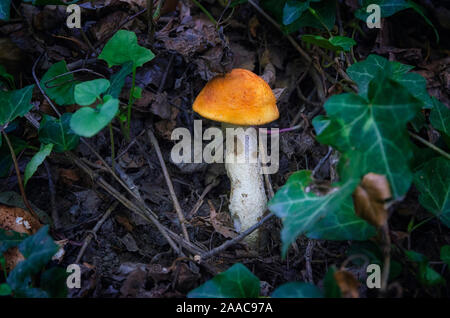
0, 205, 41, 272
193, 68, 279, 246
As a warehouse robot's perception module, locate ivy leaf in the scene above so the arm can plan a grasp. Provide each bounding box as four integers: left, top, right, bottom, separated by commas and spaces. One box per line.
268, 170, 360, 256
324, 72, 423, 198
70, 95, 119, 137
107, 62, 133, 98
306, 196, 376, 240
272, 282, 323, 298
414, 157, 450, 228
0, 0, 10, 20
7, 226, 58, 294
74, 79, 110, 106
40, 267, 68, 298
283, 0, 311, 25
302, 35, 356, 52
40, 61, 79, 106
187, 263, 260, 298
0, 85, 34, 126
430, 98, 450, 138
0, 283, 12, 296
295, 0, 336, 31
355, 0, 409, 19
312, 115, 352, 153
24, 143, 54, 187
0, 228, 28, 255
0, 65, 14, 88
39, 113, 79, 153
98, 30, 155, 68
405, 250, 445, 286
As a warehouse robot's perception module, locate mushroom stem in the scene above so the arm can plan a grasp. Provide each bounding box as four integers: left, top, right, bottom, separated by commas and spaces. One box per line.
222, 123, 267, 247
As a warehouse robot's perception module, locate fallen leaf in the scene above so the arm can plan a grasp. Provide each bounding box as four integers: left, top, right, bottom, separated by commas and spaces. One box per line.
208, 200, 237, 239
334, 270, 359, 298
353, 173, 392, 228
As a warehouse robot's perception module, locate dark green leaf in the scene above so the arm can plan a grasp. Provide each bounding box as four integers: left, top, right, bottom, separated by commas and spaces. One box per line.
0, 228, 28, 255
107, 62, 133, 98
0, 136, 28, 178
268, 170, 361, 256
24, 143, 53, 186
324, 71, 423, 198
355, 0, 409, 19
323, 266, 341, 298
414, 157, 450, 227
272, 282, 323, 298
0, 85, 34, 126
430, 98, 450, 138
0, 0, 10, 20
41, 61, 79, 106
39, 113, 79, 153
70, 95, 119, 137
7, 226, 58, 294
98, 30, 155, 68
40, 267, 68, 298
440, 245, 450, 266
0, 283, 12, 296
302, 35, 356, 52
0, 65, 14, 88
283, 1, 311, 25
188, 263, 260, 298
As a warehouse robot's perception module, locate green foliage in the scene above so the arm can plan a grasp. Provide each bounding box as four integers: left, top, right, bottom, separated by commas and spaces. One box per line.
0, 136, 28, 178
271, 282, 323, 298
41, 61, 79, 106
74, 79, 111, 106
0, 65, 14, 88
39, 113, 79, 153
0, 228, 28, 255
302, 35, 356, 52
98, 30, 155, 68
405, 250, 445, 287
0, 85, 34, 126
414, 157, 450, 227
70, 95, 119, 137
24, 143, 53, 186
430, 98, 450, 138
268, 170, 374, 256
187, 263, 260, 298
107, 62, 133, 99
6, 226, 66, 297
0, 0, 11, 20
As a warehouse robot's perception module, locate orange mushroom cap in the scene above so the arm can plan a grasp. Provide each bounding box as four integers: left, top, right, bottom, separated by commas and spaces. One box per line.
193, 68, 279, 125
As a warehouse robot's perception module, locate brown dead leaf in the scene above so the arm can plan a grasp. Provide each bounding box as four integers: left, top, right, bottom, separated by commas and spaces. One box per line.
249, 16, 260, 38
334, 270, 359, 298
115, 215, 134, 232
208, 200, 238, 239
58, 168, 80, 185
353, 173, 392, 228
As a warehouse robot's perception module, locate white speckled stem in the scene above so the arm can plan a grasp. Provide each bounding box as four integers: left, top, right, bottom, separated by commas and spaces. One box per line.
222, 123, 267, 247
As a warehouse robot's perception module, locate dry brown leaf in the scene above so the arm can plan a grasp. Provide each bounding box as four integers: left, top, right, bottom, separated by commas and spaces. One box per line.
334, 270, 359, 298
58, 168, 80, 185
208, 200, 238, 239
353, 173, 392, 228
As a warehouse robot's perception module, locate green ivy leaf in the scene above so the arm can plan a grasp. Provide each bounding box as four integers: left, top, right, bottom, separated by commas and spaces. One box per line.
405, 250, 445, 286
0, 283, 12, 296
0, 0, 10, 20
355, 0, 409, 19
40, 267, 68, 298
272, 282, 323, 298
74, 79, 110, 106
24, 143, 54, 187
324, 72, 423, 198
7, 226, 58, 294
323, 266, 341, 298
0, 228, 28, 255
313, 116, 352, 153
98, 30, 155, 68
188, 263, 260, 298
414, 157, 450, 227
0, 65, 14, 88
268, 170, 361, 256
282, 0, 311, 25
107, 62, 133, 98
0, 85, 34, 126
39, 113, 79, 153
306, 196, 376, 240
430, 98, 449, 138
41, 61, 79, 106
70, 95, 119, 137
302, 35, 356, 52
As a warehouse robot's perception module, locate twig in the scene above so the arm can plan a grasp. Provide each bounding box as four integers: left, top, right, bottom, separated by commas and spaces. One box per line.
148, 130, 190, 242
380, 223, 391, 294
199, 213, 275, 261
147, 0, 155, 43
305, 240, 315, 283
44, 161, 60, 229
191, 0, 218, 26
187, 181, 218, 219
1, 130, 39, 221
409, 131, 450, 160
75, 202, 119, 263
